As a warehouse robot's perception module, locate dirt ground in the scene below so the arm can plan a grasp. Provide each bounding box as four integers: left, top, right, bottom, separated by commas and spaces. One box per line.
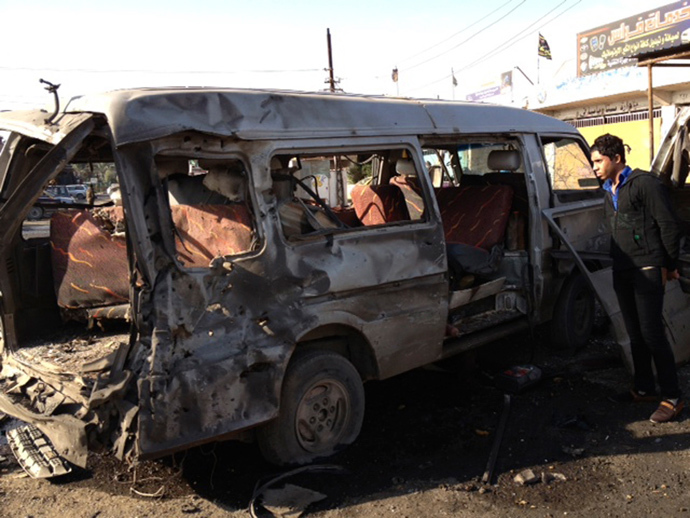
2, 322, 690, 518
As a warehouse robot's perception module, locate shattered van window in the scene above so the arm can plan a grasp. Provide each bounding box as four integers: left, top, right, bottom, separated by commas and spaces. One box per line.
159, 157, 256, 267
272, 149, 426, 238
423, 139, 526, 188
542, 138, 598, 191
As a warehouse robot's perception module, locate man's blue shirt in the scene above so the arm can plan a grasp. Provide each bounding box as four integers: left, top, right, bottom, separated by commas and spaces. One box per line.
603, 166, 632, 211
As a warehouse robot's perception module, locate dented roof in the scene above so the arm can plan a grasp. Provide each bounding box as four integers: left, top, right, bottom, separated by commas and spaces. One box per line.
1, 88, 579, 146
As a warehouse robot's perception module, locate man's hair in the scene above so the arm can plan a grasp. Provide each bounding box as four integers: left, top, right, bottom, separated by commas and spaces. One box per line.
591, 134, 626, 164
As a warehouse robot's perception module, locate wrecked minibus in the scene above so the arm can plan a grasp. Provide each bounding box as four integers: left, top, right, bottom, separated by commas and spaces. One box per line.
0, 88, 617, 477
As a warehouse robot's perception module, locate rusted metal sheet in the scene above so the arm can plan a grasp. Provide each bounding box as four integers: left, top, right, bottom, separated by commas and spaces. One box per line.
0, 389, 88, 467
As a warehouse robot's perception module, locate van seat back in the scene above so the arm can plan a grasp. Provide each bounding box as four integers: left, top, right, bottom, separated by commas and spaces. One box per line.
351, 184, 410, 226
50, 204, 254, 310
390, 175, 425, 219
435, 185, 513, 250
171, 204, 254, 267
50, 209, 129, 310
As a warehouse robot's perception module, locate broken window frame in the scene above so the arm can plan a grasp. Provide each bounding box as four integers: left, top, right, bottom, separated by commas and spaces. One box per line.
270, 143, 433, 243
421, 135, 527, 186
541, 136, 600, 194
149, 133, 263, 270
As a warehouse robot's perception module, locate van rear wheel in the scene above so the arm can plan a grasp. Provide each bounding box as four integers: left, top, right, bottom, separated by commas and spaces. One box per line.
257, 350, 365, 466
549, 274, 594, 350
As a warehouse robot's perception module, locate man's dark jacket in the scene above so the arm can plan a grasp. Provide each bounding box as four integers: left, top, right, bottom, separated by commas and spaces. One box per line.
604, 169, 680, 272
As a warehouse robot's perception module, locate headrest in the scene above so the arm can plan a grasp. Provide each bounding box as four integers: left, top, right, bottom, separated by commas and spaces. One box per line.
202, 169, 244, 202
396, 158, 416, 176
487, 150, 521, 172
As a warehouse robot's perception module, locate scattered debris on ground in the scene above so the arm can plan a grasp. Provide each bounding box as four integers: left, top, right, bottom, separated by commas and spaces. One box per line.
2, 328, 690, 517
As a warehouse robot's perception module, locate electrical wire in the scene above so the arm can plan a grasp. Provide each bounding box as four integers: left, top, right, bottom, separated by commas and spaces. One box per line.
405, 0, 580, 94
403, 0, 527, 72
457, 0, 576, 73
0, 65, 322, 75
396, 0, 515, 66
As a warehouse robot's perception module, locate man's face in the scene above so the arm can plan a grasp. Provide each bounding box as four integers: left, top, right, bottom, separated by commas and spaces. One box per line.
591, 150, 622, 182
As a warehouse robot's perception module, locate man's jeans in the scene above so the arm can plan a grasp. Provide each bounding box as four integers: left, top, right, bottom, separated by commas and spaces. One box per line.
613, 267, 681, 399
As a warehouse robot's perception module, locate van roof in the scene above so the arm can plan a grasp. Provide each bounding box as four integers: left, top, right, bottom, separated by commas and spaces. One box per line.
6, 88, 581, 146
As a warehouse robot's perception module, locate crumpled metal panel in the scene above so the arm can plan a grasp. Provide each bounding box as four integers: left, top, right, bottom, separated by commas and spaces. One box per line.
128, 157, 448, 455
0, 110, 92, 145
59, 88, 578, 147
0, 390, 88, 467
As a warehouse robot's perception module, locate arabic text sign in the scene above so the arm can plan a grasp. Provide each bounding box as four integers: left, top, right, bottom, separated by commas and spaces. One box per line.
466, 86, 501, 102
577, 1, 690, 77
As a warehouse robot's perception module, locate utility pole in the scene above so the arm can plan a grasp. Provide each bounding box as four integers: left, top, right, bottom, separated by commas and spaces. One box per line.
326, 28, 336, 92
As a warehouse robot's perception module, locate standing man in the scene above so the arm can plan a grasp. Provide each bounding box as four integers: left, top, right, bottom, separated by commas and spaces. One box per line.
591, 133, 683, 423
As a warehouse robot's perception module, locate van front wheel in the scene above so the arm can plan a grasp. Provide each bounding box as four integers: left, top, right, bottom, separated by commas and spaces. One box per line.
257, 350, 365, 466
549, 274, 594, 350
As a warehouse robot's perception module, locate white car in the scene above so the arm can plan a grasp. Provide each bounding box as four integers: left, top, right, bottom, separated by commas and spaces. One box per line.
28, 189, 75, 220
66, 184, 89, 200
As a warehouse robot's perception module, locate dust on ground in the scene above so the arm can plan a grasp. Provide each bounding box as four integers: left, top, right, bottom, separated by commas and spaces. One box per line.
2, 322, 690, 518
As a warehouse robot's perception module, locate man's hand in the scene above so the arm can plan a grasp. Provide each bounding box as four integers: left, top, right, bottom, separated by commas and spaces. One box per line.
662, 268, 680, 286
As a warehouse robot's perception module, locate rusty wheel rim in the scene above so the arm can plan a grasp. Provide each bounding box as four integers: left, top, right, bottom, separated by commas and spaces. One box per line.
294, 379, 350, 453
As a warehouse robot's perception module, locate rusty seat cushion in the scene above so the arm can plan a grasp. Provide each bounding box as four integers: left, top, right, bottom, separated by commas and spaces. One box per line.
351, 183, 410, 226
390, 175, 425, 219
50, 204, 254, 309
171, 204, 254, 267
435, 185, 513, 250
50, 209, 130, 309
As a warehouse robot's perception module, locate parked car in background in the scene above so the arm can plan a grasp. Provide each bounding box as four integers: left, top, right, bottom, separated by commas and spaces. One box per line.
45, 185, 72, 199
27, 189, 76, 220
65, 184, 89, 200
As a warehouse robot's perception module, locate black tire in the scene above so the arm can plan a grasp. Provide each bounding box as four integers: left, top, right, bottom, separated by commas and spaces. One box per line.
27, 206, 44, 221
549, 273, 595, 350
257, 350, 365, 466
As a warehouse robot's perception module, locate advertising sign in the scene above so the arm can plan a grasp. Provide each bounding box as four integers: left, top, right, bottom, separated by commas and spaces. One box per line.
466, 71, 513, 102
466, 86, 501, 102
577, 1, 690, 77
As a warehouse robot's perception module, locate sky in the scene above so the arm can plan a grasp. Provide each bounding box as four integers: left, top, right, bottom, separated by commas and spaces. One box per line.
0, 0, 670, 111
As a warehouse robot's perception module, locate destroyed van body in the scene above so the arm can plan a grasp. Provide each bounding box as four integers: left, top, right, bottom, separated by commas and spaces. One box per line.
0, 89, 611, 476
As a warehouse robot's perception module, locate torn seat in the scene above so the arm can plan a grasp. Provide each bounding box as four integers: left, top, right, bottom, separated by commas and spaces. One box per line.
351, 183, 410, 226
435, 184, 513, 282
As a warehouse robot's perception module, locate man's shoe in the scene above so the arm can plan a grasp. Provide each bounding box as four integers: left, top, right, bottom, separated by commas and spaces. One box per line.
608, 389, 658, 403
650, 399, 684, 423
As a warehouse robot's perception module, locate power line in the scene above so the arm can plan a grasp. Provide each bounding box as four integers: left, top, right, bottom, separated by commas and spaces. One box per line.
0, 65, 322, 75
405, 0, 579, 94
403, 0, 527, 73
397, 0, 515, 66
457, 0, 575, 73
